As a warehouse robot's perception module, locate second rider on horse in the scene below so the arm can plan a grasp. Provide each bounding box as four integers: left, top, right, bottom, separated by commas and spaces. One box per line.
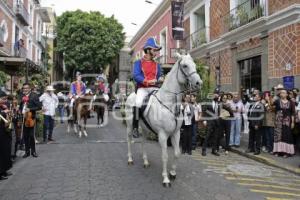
70, 72, 87, 108
132, 37, 164, 138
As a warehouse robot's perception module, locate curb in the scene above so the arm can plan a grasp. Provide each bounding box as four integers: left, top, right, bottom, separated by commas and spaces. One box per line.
231, 148, 300, 176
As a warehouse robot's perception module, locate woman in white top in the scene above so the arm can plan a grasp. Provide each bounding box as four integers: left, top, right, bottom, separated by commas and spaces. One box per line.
190, 94, 202, 150
181, 94, 193, 155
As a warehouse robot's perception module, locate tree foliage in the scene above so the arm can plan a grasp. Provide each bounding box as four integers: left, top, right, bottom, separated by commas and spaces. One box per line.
56, 10, 125, 76
0, 71, 9, 86
195, 61, 214, 100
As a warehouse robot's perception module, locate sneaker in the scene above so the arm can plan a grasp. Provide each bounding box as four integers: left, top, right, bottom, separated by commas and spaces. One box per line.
245, 149, 254, 153
0, 175, 8, 180
262, 146, 267, 153
132, 128, 139, 138
23, 153, 30, 158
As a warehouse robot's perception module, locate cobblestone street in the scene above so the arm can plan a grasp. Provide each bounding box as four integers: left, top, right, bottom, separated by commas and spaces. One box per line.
0, 112, 299, 200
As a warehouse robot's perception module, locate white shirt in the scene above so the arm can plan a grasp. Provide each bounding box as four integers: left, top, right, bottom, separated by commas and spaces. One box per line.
296, 103, 300, 111
193, 103, 202, 121
181, 104, 192, 126
230, 101, 243, 119
39, 92, 59, 116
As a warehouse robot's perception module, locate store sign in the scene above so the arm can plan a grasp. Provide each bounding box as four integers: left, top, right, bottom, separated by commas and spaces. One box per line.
171, 1, 184, 40
283, 76, 294, 90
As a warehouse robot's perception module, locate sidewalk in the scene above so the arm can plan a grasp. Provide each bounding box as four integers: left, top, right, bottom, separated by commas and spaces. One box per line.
231, 131, 300, 176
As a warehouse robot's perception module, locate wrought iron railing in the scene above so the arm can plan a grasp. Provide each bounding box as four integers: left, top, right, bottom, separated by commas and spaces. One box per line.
13, 43, 28, 58
38, 36, 47, 49
14, 0, 29, 26
183, 27, 207, 51
0, 42, 28, 58
223, 0, 266, 32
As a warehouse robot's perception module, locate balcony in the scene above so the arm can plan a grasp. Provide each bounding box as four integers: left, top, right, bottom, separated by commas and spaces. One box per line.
223, 0, 266, 32
14, 1, 29, 26
0, 28, 4, 47
183, 27, 207, 51
38, 36, 47, 49
13, 43, 28, 58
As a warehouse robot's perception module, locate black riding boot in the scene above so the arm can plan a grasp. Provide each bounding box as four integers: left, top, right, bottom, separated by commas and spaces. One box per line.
132, 106, 140, 138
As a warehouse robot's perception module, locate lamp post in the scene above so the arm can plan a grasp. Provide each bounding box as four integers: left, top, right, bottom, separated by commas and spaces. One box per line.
44, 24, 56, 82
145, 0, 158, 5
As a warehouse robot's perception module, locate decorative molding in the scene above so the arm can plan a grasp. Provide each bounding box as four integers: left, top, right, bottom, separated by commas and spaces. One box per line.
190, 4, 300, 58
129, 0, 170, 47
184, 0, 205, 17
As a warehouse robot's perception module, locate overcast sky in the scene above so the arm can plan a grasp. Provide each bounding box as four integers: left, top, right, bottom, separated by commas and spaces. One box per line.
42, 0, 163, 39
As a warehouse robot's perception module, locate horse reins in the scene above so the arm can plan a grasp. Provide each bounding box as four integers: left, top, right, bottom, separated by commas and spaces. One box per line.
151, 61, 199, 132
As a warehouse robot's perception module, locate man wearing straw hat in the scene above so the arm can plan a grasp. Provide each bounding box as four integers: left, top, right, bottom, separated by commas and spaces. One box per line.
39, 85, 58, 143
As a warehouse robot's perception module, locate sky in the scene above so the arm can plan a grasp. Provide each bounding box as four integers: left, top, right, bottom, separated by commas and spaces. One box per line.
42, 0, 163, 39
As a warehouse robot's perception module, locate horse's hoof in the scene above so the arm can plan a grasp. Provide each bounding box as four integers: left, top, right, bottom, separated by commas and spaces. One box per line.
162, 182, 171, 188
143, 164, 150, 168
128, 161, 134, 166
169, 173, 176, 181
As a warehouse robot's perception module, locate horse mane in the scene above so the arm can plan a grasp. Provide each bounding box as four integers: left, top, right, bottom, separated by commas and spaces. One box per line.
160, 59, 179, 89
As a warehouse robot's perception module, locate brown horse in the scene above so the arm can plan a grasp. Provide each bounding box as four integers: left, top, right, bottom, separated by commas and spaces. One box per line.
69, 93, 94, 138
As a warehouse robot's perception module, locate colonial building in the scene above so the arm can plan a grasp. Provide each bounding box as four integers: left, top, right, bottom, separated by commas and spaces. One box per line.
129, 0, 181, 73
118, 39, 132, 96
183, 0, 300, 92
0, 0, 50, 93
42, 7, 64, 84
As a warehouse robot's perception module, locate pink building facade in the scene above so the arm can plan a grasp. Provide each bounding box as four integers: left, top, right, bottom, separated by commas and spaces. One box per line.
129, 0, 180, 72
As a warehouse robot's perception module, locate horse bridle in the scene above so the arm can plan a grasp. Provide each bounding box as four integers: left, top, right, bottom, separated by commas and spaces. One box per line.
163, 59, 198, 95
177, 60, 198, 88
154, 60, 198, 117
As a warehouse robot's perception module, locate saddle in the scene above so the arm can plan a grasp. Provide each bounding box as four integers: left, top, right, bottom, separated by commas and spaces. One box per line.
140, 90, 158, 114
139, 90, 159, 134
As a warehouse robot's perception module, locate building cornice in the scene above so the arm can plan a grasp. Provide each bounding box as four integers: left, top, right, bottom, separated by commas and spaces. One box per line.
129, 0, 171, 48
190, 4, 300, 58
184, 0, 205, 17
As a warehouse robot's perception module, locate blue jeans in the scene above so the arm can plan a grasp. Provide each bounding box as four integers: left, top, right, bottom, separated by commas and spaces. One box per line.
264, 127, 274, 152
230, 118, 241, 146
191, 123, 197, 148
43, 115, 54, 141
58, 106, 64, 123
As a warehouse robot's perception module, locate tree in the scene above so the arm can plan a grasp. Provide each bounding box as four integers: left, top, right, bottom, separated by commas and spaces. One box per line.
56, 10, 125, 77
195, 61, 214, 101
0, 71, 9, 86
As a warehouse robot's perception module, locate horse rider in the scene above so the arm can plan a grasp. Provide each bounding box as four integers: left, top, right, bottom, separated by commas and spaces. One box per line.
70, 72, 87, 108
132, 37, 164, 138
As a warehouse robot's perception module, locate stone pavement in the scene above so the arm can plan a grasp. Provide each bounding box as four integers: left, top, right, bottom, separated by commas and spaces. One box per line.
231, 132, 300, 175
0, 111, 299, 200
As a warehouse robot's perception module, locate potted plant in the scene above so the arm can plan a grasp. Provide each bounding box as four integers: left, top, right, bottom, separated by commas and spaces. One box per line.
237, 6, 249, 26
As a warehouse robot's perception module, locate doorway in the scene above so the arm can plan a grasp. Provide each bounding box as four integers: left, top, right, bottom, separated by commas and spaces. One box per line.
239, 56, 262, 92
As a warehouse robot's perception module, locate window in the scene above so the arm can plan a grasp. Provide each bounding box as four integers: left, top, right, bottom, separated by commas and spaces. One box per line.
160, 29, 167, 64
0, 20, 9, 42
250, 0, 260, 9
239, 56, 262, 91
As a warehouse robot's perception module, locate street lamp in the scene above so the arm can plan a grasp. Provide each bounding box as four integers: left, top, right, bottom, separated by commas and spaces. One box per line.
145, 0, 158, 5
131, 22, 138, 26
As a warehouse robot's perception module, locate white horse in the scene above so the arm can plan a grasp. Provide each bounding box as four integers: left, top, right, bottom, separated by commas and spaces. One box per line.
125, 53, 202, 187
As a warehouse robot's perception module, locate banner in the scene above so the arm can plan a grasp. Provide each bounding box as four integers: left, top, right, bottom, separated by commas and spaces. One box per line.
171, 1, 184, 40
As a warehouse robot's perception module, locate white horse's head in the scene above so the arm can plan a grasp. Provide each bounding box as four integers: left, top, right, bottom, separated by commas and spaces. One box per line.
175, 53, 202, 90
